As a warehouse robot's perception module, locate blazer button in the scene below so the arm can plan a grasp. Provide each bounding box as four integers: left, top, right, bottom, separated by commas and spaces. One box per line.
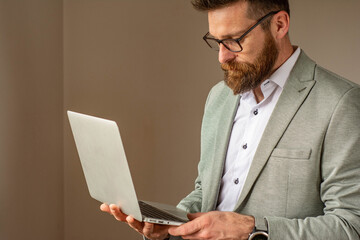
254, 109, 258, 115
243, 143, 247, 149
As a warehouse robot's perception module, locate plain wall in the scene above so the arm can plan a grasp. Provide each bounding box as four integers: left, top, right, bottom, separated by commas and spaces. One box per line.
0, 0, 359, 240
63, 1, 212, 239
63, 1, 360, 240
0, 0, 63, 240
290, 1, 360, 82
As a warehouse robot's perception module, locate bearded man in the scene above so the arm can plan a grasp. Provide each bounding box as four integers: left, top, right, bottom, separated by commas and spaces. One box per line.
101, 0, 360, 239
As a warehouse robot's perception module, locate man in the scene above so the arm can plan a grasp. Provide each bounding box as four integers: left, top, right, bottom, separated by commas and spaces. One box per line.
101, 0, 360, 239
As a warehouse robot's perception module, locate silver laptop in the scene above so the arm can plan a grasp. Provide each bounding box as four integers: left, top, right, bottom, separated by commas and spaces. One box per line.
67, 110, 188, 226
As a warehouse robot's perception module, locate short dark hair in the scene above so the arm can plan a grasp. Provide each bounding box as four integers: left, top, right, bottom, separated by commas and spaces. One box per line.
191, 0, 290, 29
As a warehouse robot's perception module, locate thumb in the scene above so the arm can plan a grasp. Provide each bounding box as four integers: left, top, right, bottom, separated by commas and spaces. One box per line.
187, 212, 206, 220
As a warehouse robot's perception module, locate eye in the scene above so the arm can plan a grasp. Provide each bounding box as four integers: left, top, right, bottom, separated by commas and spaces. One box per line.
222, 39, 242, 52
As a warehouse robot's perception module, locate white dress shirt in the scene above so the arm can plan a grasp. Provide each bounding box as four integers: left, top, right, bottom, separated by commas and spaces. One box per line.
216, 47, 301, 211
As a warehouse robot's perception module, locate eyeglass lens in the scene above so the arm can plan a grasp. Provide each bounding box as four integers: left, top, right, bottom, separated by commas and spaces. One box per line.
206, 38, 242, 52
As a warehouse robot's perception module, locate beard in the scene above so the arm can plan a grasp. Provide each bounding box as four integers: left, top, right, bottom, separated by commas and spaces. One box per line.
221, 31, 279, 95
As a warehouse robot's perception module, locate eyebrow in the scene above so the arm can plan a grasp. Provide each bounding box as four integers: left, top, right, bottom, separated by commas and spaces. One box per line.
210, 29, 247, 39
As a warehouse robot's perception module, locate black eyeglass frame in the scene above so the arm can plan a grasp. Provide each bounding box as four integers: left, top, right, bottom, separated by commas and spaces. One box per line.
203, 10, 280, 53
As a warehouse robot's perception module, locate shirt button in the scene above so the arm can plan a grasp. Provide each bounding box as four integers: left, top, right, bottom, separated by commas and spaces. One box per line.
254, 109, 258, 115
234, 178, 239, 184
243, 143, 247, 149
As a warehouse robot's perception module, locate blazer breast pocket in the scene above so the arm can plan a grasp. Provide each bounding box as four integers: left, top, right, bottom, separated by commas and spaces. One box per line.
270, 148, 312, 160
247, 147, 312, 217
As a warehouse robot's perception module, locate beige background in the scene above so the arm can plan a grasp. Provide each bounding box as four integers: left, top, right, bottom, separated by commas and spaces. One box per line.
1, 0, 359, 239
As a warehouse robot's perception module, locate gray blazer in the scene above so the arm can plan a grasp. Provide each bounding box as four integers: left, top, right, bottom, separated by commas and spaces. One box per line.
172, 51, 360, 239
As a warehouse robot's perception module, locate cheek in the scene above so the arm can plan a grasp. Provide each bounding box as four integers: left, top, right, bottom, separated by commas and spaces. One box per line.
236, 31, 266, 62
234, 53, 257, 65
236, 42, 263, 63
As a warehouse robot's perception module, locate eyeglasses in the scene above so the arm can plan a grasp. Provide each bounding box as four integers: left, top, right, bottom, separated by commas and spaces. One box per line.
203, 10, 280, 53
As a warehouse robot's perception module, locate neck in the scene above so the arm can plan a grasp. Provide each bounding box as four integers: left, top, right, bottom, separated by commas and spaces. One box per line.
273, 43, 296, 72
252, 43, 295, 103
253, 87, 264, 103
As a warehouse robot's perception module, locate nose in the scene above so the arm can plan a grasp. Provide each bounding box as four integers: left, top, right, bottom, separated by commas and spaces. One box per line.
218, 44, 236, 64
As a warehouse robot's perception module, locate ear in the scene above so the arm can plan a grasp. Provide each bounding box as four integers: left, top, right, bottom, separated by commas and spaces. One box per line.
271, 11, 290, 39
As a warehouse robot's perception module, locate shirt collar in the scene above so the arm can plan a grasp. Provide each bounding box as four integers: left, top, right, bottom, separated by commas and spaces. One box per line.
268, 46, 301, 89
240, 47, 301, 104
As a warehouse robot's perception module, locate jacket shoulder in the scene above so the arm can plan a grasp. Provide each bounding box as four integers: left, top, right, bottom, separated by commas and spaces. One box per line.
313, 65, 360, 101
205, 81, 234, 107
315, 65, 359, 89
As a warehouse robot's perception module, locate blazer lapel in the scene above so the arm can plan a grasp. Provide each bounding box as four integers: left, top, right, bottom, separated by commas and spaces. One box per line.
202, 89, 240, 212
234, 51, 317, 210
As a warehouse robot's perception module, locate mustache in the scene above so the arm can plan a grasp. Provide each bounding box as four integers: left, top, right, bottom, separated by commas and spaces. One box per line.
221, 61, 254, 71
221, 61, 238, 71
221, 61, 256, 73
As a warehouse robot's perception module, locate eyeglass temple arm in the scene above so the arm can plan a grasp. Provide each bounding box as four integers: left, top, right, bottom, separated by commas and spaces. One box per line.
235, 10, 280, 43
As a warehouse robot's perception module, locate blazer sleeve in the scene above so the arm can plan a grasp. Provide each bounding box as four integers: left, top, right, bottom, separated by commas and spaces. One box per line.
175, 86, 216, 213
266, 87, 360, 240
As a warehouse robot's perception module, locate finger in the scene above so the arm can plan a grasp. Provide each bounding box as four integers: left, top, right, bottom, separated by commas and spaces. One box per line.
168, 220, 201, 236
187, 212, 206, 220
126, 215, 145, 233
142, 222, 154, 237
100, 203, 111, 213
109, 204, 128, 221
171, 229, 202, 240
181, 233, 203, 240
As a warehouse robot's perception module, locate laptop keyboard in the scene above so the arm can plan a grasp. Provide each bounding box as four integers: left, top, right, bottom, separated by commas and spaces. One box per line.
138, 201, 185, 222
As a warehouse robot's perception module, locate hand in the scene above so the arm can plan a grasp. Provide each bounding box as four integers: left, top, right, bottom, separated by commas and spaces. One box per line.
100, 203, 170, 240
168, 211, 255, 240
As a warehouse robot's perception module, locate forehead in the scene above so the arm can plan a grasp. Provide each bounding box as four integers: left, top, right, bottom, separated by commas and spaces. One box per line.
208, 1, 253, 38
